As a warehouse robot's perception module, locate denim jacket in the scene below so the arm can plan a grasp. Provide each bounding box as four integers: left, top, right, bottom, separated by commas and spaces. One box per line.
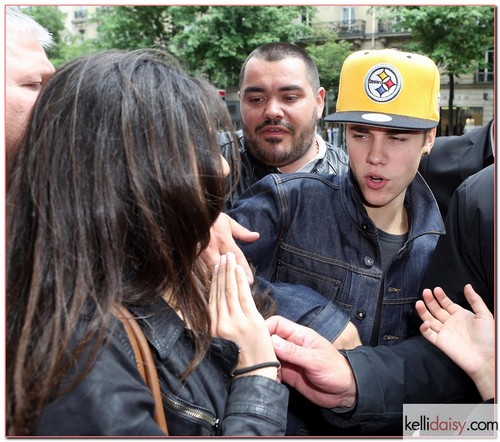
228, 171, 444, 346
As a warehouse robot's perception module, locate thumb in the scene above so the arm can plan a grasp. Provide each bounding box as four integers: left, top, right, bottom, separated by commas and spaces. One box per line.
229, 217, 260, 242
464, 284, 492, 318
271, 334, 311, 366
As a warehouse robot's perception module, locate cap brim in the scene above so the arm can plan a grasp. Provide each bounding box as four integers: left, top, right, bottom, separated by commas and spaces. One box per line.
324, 111, 438, 131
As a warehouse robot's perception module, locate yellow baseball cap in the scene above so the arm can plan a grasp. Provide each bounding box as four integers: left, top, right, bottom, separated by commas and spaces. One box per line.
325, 49, 441, 130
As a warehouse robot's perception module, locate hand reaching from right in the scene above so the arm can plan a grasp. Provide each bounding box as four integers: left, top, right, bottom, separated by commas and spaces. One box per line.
266, 315, 357, 409
416, 284, 495, 400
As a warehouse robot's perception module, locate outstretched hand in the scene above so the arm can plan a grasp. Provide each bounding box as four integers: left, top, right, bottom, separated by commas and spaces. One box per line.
209, 253, 278, 380
416, 284, 495, 400
266, 315, 357, 409
202, 213, 259, 284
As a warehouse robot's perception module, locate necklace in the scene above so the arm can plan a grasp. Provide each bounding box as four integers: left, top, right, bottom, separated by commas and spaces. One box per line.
315, 140, 320, 154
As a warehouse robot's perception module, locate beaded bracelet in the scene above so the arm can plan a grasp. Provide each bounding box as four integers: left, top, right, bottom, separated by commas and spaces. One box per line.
230, 361, 281, 378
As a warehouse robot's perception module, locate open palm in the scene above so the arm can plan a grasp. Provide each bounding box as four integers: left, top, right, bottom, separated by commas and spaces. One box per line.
416, 285, 494, 381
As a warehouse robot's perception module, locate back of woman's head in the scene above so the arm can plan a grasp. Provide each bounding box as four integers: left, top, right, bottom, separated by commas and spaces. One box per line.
10, 48, 231, 301
7, 49, 234, 434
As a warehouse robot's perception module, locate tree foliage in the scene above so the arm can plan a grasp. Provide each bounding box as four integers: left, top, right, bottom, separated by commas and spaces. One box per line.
304, 29, 352, 96
91, 6, 173, 50
382, 6, 494, 75
55, 34, 99, 67
26, 5, 355, 91
20, 6, 67, 62
168, 6, 314, 87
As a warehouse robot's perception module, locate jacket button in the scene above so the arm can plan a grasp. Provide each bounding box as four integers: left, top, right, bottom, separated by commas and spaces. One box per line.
361, 222, 369, 231
364, 256, 374, 267
383, 335, 399, 342
355, 309, 366, 320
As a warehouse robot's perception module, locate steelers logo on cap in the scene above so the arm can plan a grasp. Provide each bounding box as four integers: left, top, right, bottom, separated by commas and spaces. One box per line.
364, 63, 402, 103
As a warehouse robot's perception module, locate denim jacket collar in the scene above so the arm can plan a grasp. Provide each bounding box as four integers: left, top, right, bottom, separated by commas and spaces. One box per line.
342, 170, 445, 242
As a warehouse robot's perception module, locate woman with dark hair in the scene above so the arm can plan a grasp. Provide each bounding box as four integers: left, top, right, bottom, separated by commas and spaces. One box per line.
6, 49, 287, 436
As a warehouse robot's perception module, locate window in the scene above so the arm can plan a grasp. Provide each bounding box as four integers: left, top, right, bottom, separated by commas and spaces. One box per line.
342, 7, 355, 28
74, 7, 87, 19
477, 49, 494, 83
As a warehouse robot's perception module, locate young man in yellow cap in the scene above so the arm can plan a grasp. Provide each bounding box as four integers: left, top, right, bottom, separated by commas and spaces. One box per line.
230, 48, 442, 348
228, 49, 456, 435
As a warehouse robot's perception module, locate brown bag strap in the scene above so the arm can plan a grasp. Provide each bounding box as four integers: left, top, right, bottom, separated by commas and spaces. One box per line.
113, 304, 169, 434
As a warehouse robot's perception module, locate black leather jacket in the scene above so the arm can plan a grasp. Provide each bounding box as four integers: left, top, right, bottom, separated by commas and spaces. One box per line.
418, 119, 494, 219
35, 300, 288, 436
221, 130, 349, 209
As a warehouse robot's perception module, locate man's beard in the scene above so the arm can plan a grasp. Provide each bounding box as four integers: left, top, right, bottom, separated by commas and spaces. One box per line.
243, 111, 318, 169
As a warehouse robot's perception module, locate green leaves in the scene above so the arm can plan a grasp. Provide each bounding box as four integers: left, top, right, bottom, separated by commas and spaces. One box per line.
382, 6, 494, 75
92, 6, 172, 50
305, 33, 352, 97
168, 6, 313, 88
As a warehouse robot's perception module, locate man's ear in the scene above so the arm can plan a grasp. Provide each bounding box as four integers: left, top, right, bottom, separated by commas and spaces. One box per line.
316, 87, 326, 119
424, 127, 438, 155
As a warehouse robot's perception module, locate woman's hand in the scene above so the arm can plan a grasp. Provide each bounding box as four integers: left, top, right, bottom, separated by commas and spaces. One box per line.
209, 252, 278, 380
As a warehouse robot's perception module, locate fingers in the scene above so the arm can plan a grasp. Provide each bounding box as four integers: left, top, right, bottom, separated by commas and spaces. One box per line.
229, 216, 260, 243
215, 255, 230, 328
421, 288, 450, 322
267, 316, 317, 366
270, 330, 344, 383
233, 247, 254, 285
429, 287, 461, 315
208, 264, 219, 334
210, 253, 276, 374
266, 315, 306, 343
415, 293, 443, 324
270, 333, 311, 367
463, 284, 492, 319
419, 287, 454, 324
266, 315, 331, 350
221, 253, 240, 317
210, 253, 261, 335
415, 294, 443, 335
221, 252, 258, 318
419, 320, 438, 346
228, 216, 259, 284
415, 297, 431, 322
234, 262, 259, 316
205, 213, 256, 284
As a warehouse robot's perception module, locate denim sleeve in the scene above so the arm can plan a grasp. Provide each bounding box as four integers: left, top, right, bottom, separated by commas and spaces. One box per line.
254, 277, 350, 342
227, 174, 286, 281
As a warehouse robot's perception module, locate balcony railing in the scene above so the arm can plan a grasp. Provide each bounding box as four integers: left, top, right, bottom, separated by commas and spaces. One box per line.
377, 17, 411, 35
299, 19, 366, 41
302, 18, 412, 41
323, 19, 366, 38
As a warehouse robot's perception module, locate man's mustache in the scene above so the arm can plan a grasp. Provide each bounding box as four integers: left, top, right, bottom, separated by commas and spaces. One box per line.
255, 119, 294, 133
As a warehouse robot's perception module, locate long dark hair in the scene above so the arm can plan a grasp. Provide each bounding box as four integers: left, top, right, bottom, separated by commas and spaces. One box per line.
6, 49, 238, 435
